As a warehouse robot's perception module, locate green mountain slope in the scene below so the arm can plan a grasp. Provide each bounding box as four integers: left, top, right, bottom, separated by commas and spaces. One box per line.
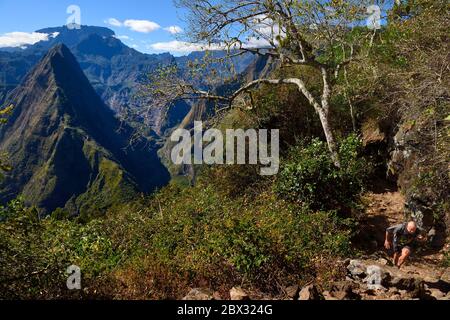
0, 44, 170, 216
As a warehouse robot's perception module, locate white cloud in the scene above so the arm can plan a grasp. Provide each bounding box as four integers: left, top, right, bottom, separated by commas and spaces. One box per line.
148, 40, 224, 54
243, 14, 286, 48
0, 32, 52, 48
115, 35, 131, 40
147, 15, 284, 54
148, 38, 273, 54
124, 19, 161, 33
164, 26, 183, 35
105, 18, 123, 27
243, 37, 272, 48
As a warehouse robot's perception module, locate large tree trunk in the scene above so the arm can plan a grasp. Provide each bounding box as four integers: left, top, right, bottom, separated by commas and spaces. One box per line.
319, 68, 341, 168
318, 108, 341, 168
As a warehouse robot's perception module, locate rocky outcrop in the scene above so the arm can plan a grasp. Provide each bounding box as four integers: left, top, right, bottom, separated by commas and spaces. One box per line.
387, 117, 449, 234
293, 258, 450, 301
183, 260, 450, 300
342, 259, 450, 300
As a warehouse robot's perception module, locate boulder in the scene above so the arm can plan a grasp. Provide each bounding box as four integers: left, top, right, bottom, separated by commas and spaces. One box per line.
424, 279, 450, 296
398, 289, 408, 298
428, 288, 445, 300
183, 288, 214, 300
423, 276, 441, 284
389, 277, 426, 299
409, 281, 427, 300
229, 287, 249, 301
390, 276, 422, 291
388, 287, 400, 294
343, 258, 351, 267
298, 284, 324, 300
364, 265, 391, 289
347, 260, 367, 279
362, 118, 385, 146
285, 285, 300, 300
330, 281, 361, 300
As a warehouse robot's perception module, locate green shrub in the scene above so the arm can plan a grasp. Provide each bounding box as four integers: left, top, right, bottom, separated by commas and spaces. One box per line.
0, 198, 125, 299
0, 173, 355, 299
118, 182, 354, 294
275, 135, 368, 212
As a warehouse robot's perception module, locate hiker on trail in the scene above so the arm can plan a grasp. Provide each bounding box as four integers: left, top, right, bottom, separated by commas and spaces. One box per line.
384, 221, 425, 268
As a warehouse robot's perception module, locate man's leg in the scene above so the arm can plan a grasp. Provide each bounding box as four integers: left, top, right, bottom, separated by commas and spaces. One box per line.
397, 247, 411, 268
393, 251, 400, 266
392, 245, 400, 266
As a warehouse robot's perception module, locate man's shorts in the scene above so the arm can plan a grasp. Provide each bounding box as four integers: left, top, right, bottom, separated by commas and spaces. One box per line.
393, 244, 413, 254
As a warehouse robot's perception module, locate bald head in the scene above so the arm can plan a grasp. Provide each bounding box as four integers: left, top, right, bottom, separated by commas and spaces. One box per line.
407, 221, 417, 234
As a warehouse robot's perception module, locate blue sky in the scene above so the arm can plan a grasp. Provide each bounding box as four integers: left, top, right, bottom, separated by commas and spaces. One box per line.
0, 1, 395, 55
0, 0, 192, 54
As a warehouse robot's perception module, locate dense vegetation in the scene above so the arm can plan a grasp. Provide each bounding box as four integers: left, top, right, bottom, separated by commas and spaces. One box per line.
276, 135, 368, 212
0, 169, 355, 299
0, 0, 448, 299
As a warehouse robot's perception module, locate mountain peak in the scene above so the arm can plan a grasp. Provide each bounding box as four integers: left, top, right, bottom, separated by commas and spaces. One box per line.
46, 43, 71, 60
5, 43, 115, 137
44, 43, 78, 68
36, 43, 91, 91
0, 44, 170, 215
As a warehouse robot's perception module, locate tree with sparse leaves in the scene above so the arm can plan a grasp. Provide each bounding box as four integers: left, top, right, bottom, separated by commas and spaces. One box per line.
144, 0, 389, 167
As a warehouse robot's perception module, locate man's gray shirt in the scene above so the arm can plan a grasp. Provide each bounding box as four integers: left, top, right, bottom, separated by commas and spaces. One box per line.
386, 223, 421, 250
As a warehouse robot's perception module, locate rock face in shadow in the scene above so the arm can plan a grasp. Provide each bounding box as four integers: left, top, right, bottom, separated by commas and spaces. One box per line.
0, 44, 170, 216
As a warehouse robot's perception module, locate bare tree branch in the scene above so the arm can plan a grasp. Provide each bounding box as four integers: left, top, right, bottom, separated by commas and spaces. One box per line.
144, 0, 386, 167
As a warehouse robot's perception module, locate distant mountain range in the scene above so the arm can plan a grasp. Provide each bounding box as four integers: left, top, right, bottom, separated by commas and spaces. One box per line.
0, 44, 170, 217
0, 25, 255, 135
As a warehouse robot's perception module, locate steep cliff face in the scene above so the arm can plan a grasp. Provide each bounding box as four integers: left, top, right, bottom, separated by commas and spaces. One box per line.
0, 44, 170, 216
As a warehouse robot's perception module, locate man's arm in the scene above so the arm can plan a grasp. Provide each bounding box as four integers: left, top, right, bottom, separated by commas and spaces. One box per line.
385, 224, 403, 250
384, 231, 393, 249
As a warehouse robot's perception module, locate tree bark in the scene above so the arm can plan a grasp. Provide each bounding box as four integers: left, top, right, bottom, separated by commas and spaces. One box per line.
317, 108, 340, 168
319, 68, 341, 168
